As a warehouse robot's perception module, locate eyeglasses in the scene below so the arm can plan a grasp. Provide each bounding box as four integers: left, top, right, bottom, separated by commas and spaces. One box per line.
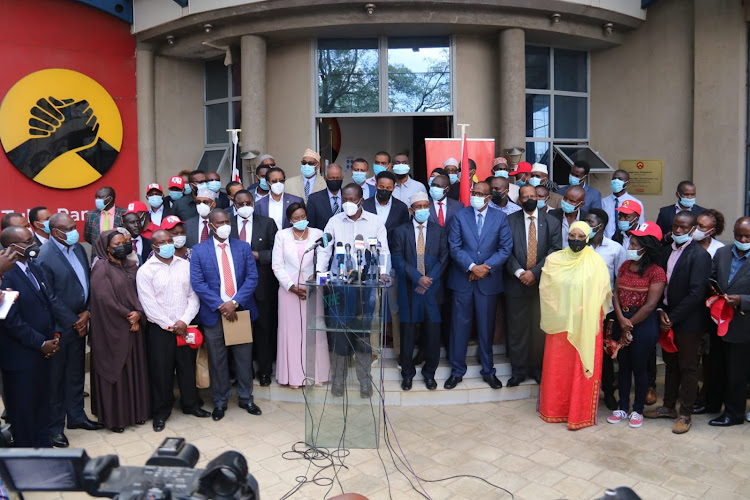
471, 191, 488, 197
196, 200, 213, 206
268, 179, 285, 184
301, 161, 317, 166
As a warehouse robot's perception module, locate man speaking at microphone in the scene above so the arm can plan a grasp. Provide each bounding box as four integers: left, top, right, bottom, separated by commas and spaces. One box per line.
318, 183, 390, 398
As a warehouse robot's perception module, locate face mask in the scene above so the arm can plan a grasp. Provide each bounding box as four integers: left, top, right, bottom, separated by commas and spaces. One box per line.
627, 249, 643, 262
343, 201, 360, 217
470, 196, 487, 210
195, 182, 207, 192
258, 178, 269, 191
148, 195, 163, 208
213, 224, 232, 240
617, 219, 634, 232
561, 200, 578, 214
326, 180, 343, 192
293, 219, 309, 231
568, 239, 587, 252
169, 191, 183, 201
427, 177, 433, 187
568, 175, 582, 186
430, 186, 446, 201
393, 164, 410, 175
37, 220, 51, 234
352, 172, 367, 185
270, 182, 285, 196
207, 180, 222, 193
237, 206, 254, 219
183, 185, 192, 195
692, 228, 711, 242
448, 173, 459, 184
672, 231, 693, 245
95, 198, 107, 211
196, 203, 212, 218
522, 199, 537, 213
735, 240, 750, 252
301, 164, 316, 178
516, 179, 527, 187
13, 243, 40, 259
155, 243, 176, 259
491, 192, 506, 206
111, 242, 132, 260
413, 209, 430, 224
529, 177, 542, 187
680, 197, 696, 209
173, 235, 187, 249
56, 228, 80, 246
376, 189, 392, 203
537, 199, 547, 210
494, 170, 509, 179
611, 179, 627, 193
373, 164, 387, 175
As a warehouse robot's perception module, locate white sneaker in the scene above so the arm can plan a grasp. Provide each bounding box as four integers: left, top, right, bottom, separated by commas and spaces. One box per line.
629, 412, 644, 428
607, 410, 628, 424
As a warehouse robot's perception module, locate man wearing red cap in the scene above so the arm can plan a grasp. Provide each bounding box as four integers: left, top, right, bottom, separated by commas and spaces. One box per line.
146, 183, 173, 228
510, 161, 533, 188
613, 200, 642, 247
122, 203, 153, 265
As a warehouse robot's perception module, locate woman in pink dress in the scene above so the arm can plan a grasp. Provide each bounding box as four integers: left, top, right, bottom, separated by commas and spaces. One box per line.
272, 202, 330, 387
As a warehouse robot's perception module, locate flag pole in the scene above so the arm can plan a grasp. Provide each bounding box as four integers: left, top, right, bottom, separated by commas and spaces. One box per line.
457, 123, 470, 206
227, 128, 241, 183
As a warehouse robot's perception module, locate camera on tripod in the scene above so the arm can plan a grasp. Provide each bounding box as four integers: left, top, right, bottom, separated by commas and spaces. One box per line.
0, 437, 259, 499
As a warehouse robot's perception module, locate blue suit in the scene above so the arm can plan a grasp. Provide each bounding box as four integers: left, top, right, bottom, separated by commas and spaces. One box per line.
558, 183, 603, 212
447, 206, 512, 378
254, 193, 303, 229
0, 263, 56, 447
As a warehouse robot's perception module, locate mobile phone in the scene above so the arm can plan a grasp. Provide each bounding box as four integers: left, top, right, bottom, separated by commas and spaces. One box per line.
709, 278, 724, 295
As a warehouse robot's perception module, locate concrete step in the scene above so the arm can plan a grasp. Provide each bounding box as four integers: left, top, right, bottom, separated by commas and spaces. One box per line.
381, 343, 506, 359
376, 353, 512, 381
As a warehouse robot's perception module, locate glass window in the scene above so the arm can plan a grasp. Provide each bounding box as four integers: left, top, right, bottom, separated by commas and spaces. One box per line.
205, 103, 229, 145
387, 37, 451, 113
197, 149, 228, 173
526, 141, 550, 166
205, 59, 228, 101
525, 46, 550, 90
554, 96, 587, 139
554, 49, 587, 93
232, 101, 241, 130
318, 39, 379, 113
526, 94, 550, 138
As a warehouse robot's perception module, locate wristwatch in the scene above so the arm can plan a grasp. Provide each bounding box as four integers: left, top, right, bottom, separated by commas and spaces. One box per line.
232, 300, 239, 309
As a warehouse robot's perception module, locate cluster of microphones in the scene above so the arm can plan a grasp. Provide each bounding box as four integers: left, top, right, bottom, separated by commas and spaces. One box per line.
303, 232, 382, 284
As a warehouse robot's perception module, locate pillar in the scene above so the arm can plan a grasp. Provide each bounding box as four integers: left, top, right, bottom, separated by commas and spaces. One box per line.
136, 45, 156, 196
240, 35, 266, 176
497, 29, 526, 159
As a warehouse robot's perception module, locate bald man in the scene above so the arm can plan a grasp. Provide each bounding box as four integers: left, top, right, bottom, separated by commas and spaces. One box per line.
307, 163, 345, 230
549, 185, 588, 249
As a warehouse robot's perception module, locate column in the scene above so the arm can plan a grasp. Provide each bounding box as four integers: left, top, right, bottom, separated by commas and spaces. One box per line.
240, 35, 266, 176
497, 29, 526, 159
136, 44, 156, 195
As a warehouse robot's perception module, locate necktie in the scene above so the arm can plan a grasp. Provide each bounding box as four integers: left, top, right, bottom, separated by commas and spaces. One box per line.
527, 215, 537, 270
305, 179, 311, 200
438, 202, 445, 226
615, 197, 620, 210
103, 211, 110, 231
332, 196, 339, 215
25, 267, 39, 291
200, 221, 209, 243
133, 239, 138, 257
417, 225, 425, 275
476, 213, 483, 237
219, 243, 236, 298
240, 219, 248, 242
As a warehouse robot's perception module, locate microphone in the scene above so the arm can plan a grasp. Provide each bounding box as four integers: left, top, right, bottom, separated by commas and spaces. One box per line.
367, 237, 378, 281
335, 242, 346, 279
355, 234, 365, 282
304, 232, 333, 254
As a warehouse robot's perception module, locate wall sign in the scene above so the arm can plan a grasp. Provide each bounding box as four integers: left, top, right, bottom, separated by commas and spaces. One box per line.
619, 159, 663, 196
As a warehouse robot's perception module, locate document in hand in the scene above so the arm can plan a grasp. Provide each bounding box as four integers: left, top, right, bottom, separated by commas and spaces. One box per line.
222, 310, 253, 345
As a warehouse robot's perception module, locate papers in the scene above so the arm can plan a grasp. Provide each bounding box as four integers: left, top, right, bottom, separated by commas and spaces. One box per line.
222, 310, 253, 345
0, 291, 19, 320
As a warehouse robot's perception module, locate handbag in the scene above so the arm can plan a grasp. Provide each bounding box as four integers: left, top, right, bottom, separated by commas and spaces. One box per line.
195, 343, 210, 389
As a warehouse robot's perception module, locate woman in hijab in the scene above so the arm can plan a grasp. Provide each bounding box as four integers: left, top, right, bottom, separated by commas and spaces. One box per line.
539, 221, 612, 430
89, 230, 150, 432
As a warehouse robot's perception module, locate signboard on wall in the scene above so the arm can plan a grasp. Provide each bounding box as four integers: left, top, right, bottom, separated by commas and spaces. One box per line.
619, 159, 663, 196
425, 138, 495, 181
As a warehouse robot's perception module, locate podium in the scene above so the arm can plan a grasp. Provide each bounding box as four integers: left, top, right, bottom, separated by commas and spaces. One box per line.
303, 279, 390, 449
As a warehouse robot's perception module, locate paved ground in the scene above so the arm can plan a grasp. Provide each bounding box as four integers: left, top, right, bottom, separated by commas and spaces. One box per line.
8, 386, 750, 500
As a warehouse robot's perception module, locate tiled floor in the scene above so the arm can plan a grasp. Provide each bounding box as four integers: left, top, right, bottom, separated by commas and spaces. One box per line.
9, 389, 750, 500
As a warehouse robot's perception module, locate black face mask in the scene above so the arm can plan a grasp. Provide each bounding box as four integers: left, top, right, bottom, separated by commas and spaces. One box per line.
521, 199, 537, 213
376, 189, 392, 203
568, 239, 587, 253
326, 180, 343, 193
112, 242, 133, 260
491, 192, 506, 206
13, 243, 40, 259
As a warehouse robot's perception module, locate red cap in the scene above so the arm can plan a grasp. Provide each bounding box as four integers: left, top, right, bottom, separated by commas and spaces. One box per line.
161, 215, 184, 230
176, 328, 203, 349
707, 295, 734, 337
124, 201, 148, 215
147, 183, 163, 194
615, 199, 642, 216
510, 161, 532, 175
659, 329, 678, 353
169, 176, 185, 189
629, 221, 662, 240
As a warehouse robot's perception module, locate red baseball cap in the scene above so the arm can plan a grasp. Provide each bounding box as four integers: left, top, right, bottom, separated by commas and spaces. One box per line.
615, 199, 642, 216
124, 201, 149, 215
629, 221, 662, 240
146, 183, 163, 194
659, 329, 678, 353
176, 327, 203, 349
169, 176, 185, 189
510, 161, 532, 175
707, 295, 734, 337
161, 215, 184, 230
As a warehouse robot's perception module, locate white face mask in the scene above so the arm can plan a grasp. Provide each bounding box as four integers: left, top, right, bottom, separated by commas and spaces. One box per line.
692, 228, 711, 242
172, 235, 187, 249
237, 206, 254, 219
196, 203, 212, 218
213, 224, 232, 240
343, 201, 360, 217
270, 182, 285, 196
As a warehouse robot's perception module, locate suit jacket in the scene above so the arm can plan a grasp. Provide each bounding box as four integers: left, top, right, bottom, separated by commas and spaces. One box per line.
504, 210, 562, 293
184, 215, 210, 249
712, 245, 750, 343
229, 213, 278, 303
173, 196, 199, 222
285, 173, 326, 200
656, 204, 706, 238
362, 196, 410, 246
37, 241, 89, 333
549, 208, 589, 224
660, 241, 712, 334
0, 264, 56, 371
190, 238, 259, 328
254, 193, 303, 229
83, 206, 126, 245
428, 196, 463, 230
558, 184, 603, 212
362, 183, 375, 199
447, 206, 513, 295
546, 191, 563, 210
391, 221, 449, 305
307, 189, 341, 230
133, 236, 152, 266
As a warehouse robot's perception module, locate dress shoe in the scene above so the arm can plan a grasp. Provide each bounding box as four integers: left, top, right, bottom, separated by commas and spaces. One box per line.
483, 375, 503, 390
644, 406, 677, 419
183, 408, 211, 418
153, 419, 166, 432
136, 420, 146, 425
110, 427, 125, 433
83, 391, 90, 397
212, 407, 226, 421
424, 378, 437, 390
693, 404, 708, 415
259, 374, 272, 387
444, 375, 462, 390
401, 378, 413, 391
239, 402, 262, 416
533, 374, 542, 385
51, 433, 69, 448
672, 416, 692, 434
645, 387, 657, 406
709, 414, 744, 427
360, 384, 373, 399
67, 419, 105, 431
604, 393, 618, 412
506, 376, 525, 388
331, 385, 344, 397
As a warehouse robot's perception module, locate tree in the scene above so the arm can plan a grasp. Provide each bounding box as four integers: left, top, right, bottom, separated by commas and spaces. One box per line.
388, 56, 450, 113
318, 48, 378, 113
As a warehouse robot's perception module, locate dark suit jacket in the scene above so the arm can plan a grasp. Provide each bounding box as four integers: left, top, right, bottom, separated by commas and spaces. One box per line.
83, 206, 126, 245
362, 196, 410, 246
254, 193, 304, 229
362, 183, 375, 199
229, 214, 278, 303
173, 196, 199, 222
307, 189, 341, 230
656, 204, 706, 238
548, 208, 589, 240
504, 210, 562, 293
660, 241, 712, 334
0, 264, 56, 371
184, 216, 211, 249
391, 221, 449, 306
711, 245, 750, 343
37, 241, 89, 333
428, 196, 463, 229
447, 181, 461, 200
133, 236, 152, 266
190, 238, 259, 328
558, 184, 603, 212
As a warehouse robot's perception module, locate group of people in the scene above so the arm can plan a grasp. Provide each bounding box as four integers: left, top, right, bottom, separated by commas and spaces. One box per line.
1, 147, 748, 451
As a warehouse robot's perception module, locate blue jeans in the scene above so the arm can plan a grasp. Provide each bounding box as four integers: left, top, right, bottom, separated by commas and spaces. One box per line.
617, 310, 659, 414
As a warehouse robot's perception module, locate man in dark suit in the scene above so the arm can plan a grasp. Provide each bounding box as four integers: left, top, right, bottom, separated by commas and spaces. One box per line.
247, 154, 275, 201
173, 170, 209, 222
307, 163, 344, 230
0, 226, 60, 447
229, 190, 278, 386
391, 192, 449, 391
351, 158, 375, 199
709, 217, 750, 426
363, 171, 410, 246
184, 188, 218, 248
558, 161, 602, 212
29, 206, 52, 247
644, 210, 711, 434
428, 173, 463, 229
83, 186, 126, 245
254, 167, 303, 230
225, 181, 244, 218
206, 172, 230, 210
38, 214, 103, 448
504, 186, 562, 386
145, 183, 175, 229
445, 181, 512, 390
190, 209, 261, 420
121, 212, 152, 265
549, 185, 588, 249
656, 181, 706, 242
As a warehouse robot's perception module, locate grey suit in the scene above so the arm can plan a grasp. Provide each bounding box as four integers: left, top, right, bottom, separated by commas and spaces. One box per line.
184, 216, 211, 249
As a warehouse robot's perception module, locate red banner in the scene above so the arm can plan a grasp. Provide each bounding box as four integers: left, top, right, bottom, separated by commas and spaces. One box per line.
424, 138, 496, 182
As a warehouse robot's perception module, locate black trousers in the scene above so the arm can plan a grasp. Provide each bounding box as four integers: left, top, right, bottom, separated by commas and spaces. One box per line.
146, 322, 200, 420
253, 297, 277, 377
721, 341, 750, 421
505, 288, 544, 380
400, 292, 441, 380
703, 331, 726, 412
48, 329, 88, 434
663, 331, 702, 416
2, 361, 51, 448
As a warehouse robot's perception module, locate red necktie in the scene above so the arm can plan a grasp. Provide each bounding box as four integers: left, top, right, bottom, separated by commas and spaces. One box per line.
240, 219, 248, 242
133, 239, 138, 256
200, 221, 209, 243
438, 202, 445, 226
219, 243, 236, 297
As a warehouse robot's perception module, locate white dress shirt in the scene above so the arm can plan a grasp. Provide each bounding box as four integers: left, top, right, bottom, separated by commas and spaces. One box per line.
592, 236, 625, 313
413, 218, 427, 244
319, 211, 390, 274
601, 192, 644, 238
236, 214, 254, 244
136, 256, 200, 330
268, 196, 284, 229
392, 176, 427, 205
36, 232, 49, 245
513, 209, 539, 277
561, 211, 581, 249
198, 218, 210, 244
375, 197, 392, 222
705, 238, 724, 258
132, 235, 144, 256
213, 237, 238, 302
149, 206, 164, 227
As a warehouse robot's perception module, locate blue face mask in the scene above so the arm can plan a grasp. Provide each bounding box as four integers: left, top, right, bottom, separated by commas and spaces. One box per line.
427, 177, 433, 187
148, 195, 163, 208
95, 198, 107, 211
611, 179, 627, 193
627, 249, 643, 262
195, 182, 207, 192
169, 191, 183, 201
259, 178, 269, 191
57, 229, 79, 246
680, 197, 696, 208
529, 177, 542, 187
301, 164, 316, 178
40, 220, 51, 234
735, 240, 750, 252
373, 164, 387, 175
470, 195, 487, 210
516, 179, 527, 187
448, 173, 459, 184
207, 180, 222, 193
293, 219, 309, 231
560, 200, 578, 214
155, 243, 176, 259
430, 186, 446, 201
413, 209, 430, 224
568, 175, 582, 186
393, 164, 410, 175
590, 227, 598, 239
672, 231, 693, 245
352, 171, 367, 185
617, 220, 633, 232
494, 170, 509, 179
183, 185, 192, 195
536, 199, 547, 210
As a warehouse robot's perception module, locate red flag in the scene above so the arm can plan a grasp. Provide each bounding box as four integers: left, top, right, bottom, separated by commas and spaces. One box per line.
459, 131, 471, 206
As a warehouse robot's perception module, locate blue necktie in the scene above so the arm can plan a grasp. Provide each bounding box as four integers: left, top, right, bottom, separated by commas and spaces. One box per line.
305, 179, 311, 200
477, 213, 483, 237
26, 267, 39, 291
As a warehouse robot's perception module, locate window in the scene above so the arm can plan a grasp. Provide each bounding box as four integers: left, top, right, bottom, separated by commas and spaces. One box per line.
201, 59, 241, 176
317, 37, 452, 115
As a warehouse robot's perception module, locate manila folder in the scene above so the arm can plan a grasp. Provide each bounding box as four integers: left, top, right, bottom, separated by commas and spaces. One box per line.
222, 310, 253, 345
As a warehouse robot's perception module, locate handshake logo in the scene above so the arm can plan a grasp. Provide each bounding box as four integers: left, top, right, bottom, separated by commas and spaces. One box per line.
0, 69, 122, 190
